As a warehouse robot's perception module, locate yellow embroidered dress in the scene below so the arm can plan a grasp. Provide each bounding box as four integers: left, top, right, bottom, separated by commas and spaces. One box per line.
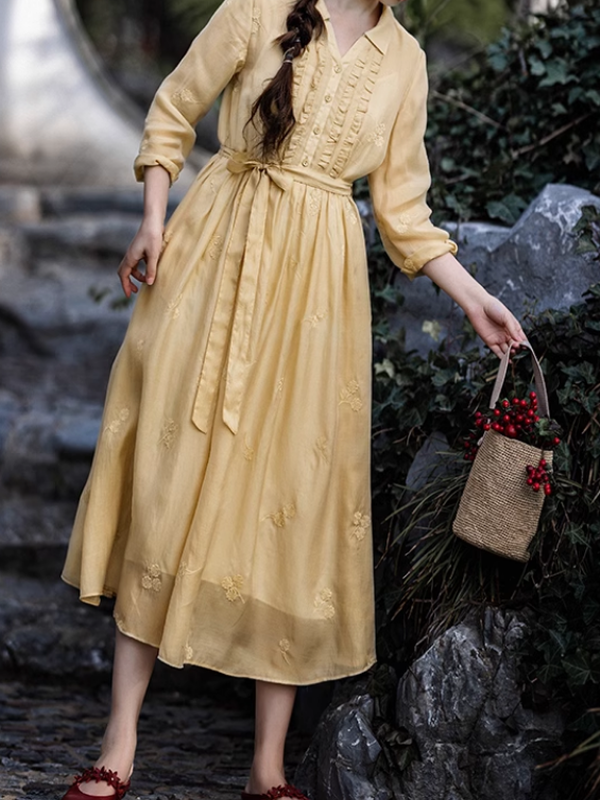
62, 0, 457, 684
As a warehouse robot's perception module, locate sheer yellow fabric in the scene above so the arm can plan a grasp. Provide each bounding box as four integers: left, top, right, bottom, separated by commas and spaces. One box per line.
62, 0, 457, 684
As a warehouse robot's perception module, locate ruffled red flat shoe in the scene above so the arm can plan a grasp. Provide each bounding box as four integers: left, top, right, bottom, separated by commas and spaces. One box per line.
241, 785, 309, 800
61, 766, 131, 799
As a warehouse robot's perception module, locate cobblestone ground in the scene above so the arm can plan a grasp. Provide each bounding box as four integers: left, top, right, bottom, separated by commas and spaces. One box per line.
0, 680, 311, 800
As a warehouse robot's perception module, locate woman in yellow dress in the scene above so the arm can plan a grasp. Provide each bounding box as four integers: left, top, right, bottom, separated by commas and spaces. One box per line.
60, 0, 526, 797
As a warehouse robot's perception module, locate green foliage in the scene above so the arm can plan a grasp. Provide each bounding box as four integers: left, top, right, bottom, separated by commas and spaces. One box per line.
394, 0, 510, 47
369, 280, 600, 796
426, 1, 600, 225
575, 204, 600, 260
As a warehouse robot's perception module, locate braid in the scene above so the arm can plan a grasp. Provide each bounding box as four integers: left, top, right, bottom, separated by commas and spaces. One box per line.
249, 0, 324, 159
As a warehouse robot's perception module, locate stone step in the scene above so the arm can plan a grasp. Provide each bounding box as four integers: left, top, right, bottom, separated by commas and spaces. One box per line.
1, 407, 100, 501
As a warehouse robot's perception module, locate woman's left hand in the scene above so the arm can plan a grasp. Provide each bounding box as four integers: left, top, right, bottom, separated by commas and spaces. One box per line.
466, 295, 528, 359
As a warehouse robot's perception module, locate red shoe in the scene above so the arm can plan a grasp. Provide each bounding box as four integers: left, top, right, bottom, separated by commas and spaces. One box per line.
61, 766, 131, 799
241, 786, 310, 800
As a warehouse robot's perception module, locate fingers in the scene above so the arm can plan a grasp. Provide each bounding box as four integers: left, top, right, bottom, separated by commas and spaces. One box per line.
117, 244, 161, 297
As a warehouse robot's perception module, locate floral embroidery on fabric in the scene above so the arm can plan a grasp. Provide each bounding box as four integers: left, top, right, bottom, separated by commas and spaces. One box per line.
172, 88, 198, 107
141, 565, 162, 593
208, 235, 223, 260
275, 377, 285, 396
315, 588, 335, 620
135, 338, 145, 357
404, 257, 416, 273
368, 122, 386, 147
252, 7, 262, 31
222, 574, 245, 603
267, 504, 296, 528
243, 437, 255, 462
316, 436, 330, 463
397, 212, 413, 234
166, 294, 182, 319
304, 309, 328, 329
175, 561, 189, 584
339, 380, 363, 412
113, 611, 125, 628
351, 511, 371, 541
307, 188, 321, 216
184, 644, 194, 661
160, 418, 179, 450
279, 638, 291, 664
104, 407, 130, 434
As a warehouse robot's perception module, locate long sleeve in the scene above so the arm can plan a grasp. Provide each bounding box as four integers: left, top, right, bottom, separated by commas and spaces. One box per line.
134, 0, 254, 184
367, 49, 457, 279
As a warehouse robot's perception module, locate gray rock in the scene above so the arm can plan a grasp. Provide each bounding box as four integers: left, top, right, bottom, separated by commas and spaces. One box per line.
0, 186, 42, 223
295, 695, 392, 800
19, 214, 140, 259
40, 185, 187, 219
396, 184, 600, 355
1, 406, 101, 500
395, 608, 564, 800
0, 572, 115, 680
405, 432, 450, 492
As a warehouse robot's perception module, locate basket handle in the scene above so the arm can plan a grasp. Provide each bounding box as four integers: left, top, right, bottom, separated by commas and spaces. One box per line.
489, 340, 550, 418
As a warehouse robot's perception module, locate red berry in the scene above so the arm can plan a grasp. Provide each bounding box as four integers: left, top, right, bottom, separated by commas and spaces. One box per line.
529, 391, 537, 399
475, 411, 482, 418
506, 425, 518, 438
534, 415, 540, 422
512, 397, 520, 406
533, 482, 540, 492
544, 484, 552, 495
527, 409, 535, 418
527, 478, 533, 486
492, 423, 502, 432
539, 459, 547, 468
553, 437, 561, 445
502, 400, 510, 408
520, 399, 528, 408
483, 423, 491, 431
493, 409, 501, 417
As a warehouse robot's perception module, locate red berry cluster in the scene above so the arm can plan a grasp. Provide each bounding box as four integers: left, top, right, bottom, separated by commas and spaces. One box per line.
463, 390, 561, 487
525, 458, 552, 495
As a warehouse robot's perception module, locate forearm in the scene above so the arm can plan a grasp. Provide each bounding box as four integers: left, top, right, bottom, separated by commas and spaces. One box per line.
142, 165, 171, 227
420, 251, 490, 316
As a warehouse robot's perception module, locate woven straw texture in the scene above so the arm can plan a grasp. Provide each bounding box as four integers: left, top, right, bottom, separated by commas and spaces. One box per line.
453, 430, 553, 562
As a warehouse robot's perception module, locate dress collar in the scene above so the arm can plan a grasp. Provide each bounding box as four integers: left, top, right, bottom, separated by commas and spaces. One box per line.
315, 1, 395, 55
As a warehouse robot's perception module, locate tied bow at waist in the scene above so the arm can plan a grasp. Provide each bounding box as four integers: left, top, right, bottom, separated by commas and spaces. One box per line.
191, 149, 352, 436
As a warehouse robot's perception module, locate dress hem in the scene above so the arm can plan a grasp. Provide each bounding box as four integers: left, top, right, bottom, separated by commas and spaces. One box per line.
61, 574, 378, 686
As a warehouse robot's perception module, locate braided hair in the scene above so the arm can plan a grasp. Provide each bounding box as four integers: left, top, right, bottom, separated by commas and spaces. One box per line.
249, 0, 324, 159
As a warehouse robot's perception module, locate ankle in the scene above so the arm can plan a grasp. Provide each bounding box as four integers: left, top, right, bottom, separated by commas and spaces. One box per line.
247, 758, 286, 793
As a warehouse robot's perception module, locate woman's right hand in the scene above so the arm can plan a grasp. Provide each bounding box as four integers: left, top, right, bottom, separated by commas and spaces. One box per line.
117, 220, 164, 298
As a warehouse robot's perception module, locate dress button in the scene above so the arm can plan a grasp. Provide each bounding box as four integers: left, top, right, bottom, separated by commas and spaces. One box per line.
334, 64, 341, 73
313, 126, 321, 136
302, 157, 309, 167
325, 94, 332, 103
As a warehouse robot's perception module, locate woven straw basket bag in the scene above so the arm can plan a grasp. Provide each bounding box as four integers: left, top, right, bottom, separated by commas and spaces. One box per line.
453, 341, 553, 562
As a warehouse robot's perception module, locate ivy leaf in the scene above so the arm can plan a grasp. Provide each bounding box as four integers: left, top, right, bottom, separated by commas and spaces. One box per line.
563, 650, 598, 687
486, 195, 528, 224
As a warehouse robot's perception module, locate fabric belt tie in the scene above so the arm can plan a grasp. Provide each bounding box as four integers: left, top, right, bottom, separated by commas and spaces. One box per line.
191, 148, 352, 436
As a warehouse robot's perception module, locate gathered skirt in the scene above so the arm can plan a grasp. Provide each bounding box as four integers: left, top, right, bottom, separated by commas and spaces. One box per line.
62, 150, 377, 684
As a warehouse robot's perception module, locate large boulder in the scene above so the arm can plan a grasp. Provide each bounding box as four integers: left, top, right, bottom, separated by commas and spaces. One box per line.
296, 609, 564, 800
395, 608, 563, 800
393, 184, 600, 354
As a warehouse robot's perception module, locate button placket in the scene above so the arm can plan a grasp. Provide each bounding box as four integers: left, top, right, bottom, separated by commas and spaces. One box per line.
300, 67, 342, 166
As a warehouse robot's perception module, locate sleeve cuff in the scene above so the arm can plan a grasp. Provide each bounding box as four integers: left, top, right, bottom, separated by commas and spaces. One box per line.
133, 154, 181, 185
400, 238, 458, 280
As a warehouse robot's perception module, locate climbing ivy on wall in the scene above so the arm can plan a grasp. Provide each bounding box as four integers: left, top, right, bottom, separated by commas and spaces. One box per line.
425, 1, 600, 225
